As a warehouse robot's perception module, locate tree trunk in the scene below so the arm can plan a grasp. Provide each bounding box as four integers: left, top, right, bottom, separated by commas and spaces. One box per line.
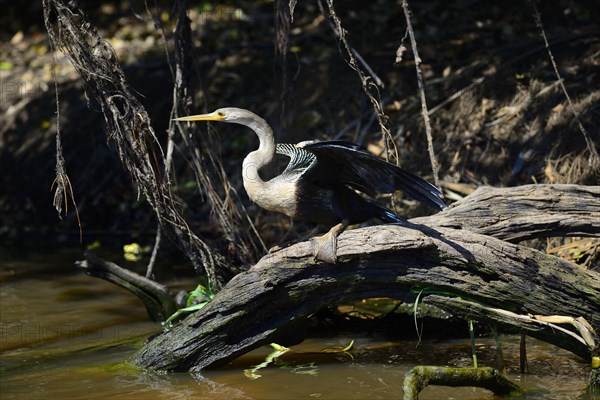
133, 185, 600, 372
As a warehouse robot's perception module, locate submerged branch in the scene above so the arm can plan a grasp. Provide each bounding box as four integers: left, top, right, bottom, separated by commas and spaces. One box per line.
76, 253, 178, 322
402, 366, 524, 399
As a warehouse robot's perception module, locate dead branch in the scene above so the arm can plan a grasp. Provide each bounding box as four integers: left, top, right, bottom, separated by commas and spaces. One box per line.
75, 253, 178, 322
132, 186, 600, 371
402, 366, 524, 399
79, 184, 598, 334
528, 0, 600, 168
423, 296, 594, 359
400, 0, 441, 188
413, 184, 600, 241
319, 0, 397, 164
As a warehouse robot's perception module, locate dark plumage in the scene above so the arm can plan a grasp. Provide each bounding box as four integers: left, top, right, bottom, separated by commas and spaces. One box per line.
293, 140, 446, 225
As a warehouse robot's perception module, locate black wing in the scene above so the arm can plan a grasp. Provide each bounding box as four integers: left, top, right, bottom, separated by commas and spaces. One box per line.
300, 140, 447, 211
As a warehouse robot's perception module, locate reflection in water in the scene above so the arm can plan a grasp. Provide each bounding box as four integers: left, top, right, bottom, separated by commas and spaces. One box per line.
0, 250, 591, 399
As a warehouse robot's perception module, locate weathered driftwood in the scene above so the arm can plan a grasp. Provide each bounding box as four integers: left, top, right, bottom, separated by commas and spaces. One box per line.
133, 186, 600, 371
412, 184, 600, 241
402, 366, 524, 400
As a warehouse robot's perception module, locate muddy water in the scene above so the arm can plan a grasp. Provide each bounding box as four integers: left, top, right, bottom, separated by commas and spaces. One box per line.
0, 249, 592, 399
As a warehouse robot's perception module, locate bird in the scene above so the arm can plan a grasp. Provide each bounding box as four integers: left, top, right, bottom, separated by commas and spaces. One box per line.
174, 107, 447, 263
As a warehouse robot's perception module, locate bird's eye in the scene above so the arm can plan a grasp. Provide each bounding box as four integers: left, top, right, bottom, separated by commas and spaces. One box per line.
217, 112, 225, 118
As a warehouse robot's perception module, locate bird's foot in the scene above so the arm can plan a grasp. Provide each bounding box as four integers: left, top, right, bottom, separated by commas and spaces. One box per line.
310, 231, 338, 264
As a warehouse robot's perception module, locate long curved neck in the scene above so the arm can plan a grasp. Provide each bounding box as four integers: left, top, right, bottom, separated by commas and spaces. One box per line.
235, 111, 297, 217
240, 115, 276, 194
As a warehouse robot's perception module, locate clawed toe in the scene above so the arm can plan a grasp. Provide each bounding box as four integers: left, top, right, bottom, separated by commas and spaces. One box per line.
311, 232, 338, 264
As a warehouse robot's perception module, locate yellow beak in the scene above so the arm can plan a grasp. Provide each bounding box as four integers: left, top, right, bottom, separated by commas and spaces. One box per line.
173, 111, 224, 122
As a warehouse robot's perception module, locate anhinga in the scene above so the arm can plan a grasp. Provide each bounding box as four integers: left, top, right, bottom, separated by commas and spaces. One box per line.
175, 108, 446, 263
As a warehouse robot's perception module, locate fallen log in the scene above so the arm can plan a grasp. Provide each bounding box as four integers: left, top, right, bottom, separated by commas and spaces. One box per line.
133, 219, 600, 371
132, 185, 599, 372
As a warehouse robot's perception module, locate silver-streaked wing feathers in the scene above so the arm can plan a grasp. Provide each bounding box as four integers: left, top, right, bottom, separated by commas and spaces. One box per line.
276, 143, 316, 174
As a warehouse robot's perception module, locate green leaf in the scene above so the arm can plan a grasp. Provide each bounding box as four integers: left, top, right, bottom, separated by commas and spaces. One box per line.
165, 301, 210, 325
186, 284, 214, 307
0, 61, 14, 70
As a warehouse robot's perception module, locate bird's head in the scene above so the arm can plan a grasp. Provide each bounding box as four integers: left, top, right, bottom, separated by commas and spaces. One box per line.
173, 107, 260, 127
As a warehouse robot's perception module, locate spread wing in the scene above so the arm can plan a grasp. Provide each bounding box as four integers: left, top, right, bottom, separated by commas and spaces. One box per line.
299, 140, 446, 210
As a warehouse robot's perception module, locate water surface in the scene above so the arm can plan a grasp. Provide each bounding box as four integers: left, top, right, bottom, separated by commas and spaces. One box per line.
0, 249, 591, 399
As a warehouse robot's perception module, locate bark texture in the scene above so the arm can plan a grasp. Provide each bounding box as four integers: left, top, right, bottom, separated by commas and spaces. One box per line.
133, 185, 600, 372
413, 184, 600, 241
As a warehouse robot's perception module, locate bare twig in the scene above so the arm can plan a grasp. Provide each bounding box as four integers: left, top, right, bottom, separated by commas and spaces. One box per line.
399, 0, 441, 189
170, 0, 267, 267
428, 77, 485, 117
318, 0, 398, 165
288, 0, 298, 22
43, 0, 233, 288
352, 49, 385, 89
141, 1, 174, 279
274, 0, 291, 136
528, 0, 600, 168
146, 224, 161, 278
